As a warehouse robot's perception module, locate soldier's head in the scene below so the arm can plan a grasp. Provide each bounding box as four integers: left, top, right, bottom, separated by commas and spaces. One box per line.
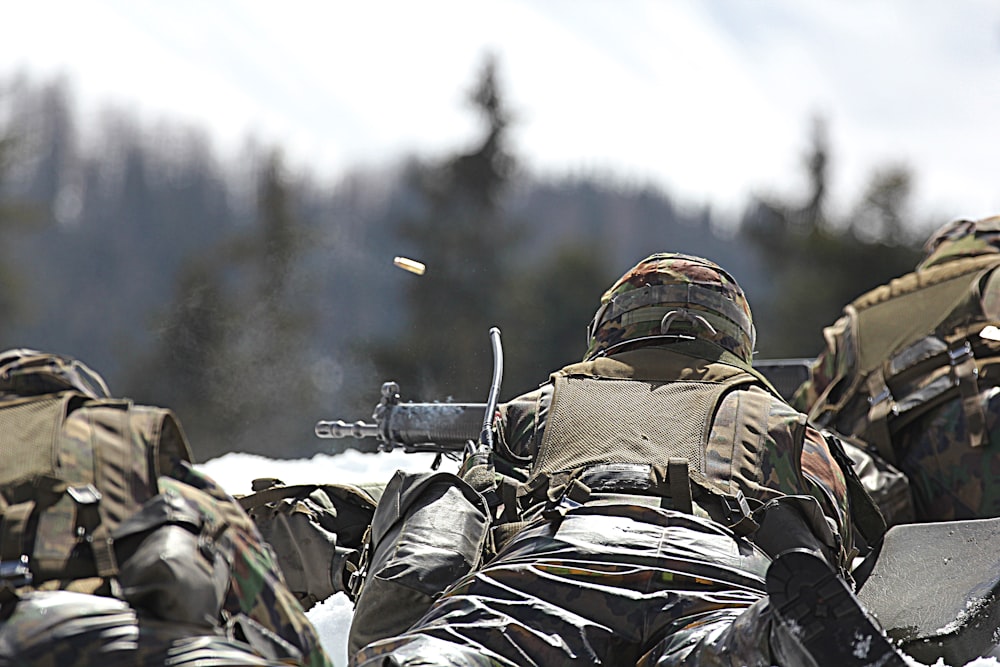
0, 348, 111, 399
918, 215, 1000, 270
584, 253, 756, 364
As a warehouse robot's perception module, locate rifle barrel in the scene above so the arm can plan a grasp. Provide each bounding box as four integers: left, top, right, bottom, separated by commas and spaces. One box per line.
315, 403, 487, 451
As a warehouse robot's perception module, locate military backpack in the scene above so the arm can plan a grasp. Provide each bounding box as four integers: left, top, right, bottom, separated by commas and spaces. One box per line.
807, 255, 1000, 462
0, 389, 193, 591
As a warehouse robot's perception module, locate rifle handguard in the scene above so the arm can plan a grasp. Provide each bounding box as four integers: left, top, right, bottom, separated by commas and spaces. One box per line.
316, 400, 485, 453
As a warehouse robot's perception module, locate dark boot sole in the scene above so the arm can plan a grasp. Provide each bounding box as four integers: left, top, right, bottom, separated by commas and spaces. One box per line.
766, 549, 909, 667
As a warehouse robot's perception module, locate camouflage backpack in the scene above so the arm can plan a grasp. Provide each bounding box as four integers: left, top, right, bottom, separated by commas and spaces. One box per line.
806, 254, 1000, 463
0, 351, 333, 666
0, 350, 195, 592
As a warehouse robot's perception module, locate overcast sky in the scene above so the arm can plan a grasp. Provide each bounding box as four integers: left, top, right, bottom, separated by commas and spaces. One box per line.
5, 0, 1000, 224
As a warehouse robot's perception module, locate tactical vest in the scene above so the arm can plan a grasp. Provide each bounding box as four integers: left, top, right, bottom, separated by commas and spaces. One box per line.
0, 391, 193, 589
808, 254, 1000, 463
521, 357, 785, 535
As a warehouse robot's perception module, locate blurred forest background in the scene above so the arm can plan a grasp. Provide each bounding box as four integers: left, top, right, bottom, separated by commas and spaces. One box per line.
0, 56, 938, 460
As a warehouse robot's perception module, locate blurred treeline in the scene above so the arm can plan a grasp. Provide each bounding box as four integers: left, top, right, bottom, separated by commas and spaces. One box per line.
0, 57, 938, 460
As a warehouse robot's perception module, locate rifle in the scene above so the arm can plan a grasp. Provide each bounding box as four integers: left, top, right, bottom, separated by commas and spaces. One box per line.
315, 328, 504, 469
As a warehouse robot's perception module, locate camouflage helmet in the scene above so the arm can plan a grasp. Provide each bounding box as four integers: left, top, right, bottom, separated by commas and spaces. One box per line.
585, 253, 756, 363
917, 215, 1000, 271
0, 348, 111, 399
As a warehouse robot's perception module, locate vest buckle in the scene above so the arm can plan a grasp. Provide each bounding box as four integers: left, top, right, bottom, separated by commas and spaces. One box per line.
0, 555, 32, 588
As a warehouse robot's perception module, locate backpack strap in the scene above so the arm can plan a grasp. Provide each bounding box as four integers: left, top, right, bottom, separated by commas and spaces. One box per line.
864, 369, 897, 463
93, 405, 128, 577
944, 332, 987, 447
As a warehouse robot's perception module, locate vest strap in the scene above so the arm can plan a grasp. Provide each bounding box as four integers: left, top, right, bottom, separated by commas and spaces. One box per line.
237, 483, 322, 511
0, 501, 34, 562
667, 458, 693, 514
716, 488, 759, 536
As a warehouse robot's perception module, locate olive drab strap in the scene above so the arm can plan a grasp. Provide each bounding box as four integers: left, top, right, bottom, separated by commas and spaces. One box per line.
823, 431, 887, 550
667, 458, 693, 514
73, 485, 116, 577
689, 476, 761, 536
91, 406, 129, 577
348, 524, 372, 601
237, 484, 328, 512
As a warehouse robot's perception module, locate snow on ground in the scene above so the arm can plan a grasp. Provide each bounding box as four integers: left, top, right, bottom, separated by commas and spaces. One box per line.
197, 449, 455, 498
197, 451, 1000, 667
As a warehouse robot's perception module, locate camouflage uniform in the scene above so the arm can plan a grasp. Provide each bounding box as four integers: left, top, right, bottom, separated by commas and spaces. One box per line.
355, 254, 879, 667
793, 216, 1000, 523
0, 349, 332, 667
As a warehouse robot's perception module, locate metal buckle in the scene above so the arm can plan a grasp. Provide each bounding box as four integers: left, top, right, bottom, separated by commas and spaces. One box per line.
347, 525, 372, 600
67, 484, 102, 504
948, 341, 973, 365
868, 388, 892, 406
721, 490, 752, 523
0, 555, 32, 588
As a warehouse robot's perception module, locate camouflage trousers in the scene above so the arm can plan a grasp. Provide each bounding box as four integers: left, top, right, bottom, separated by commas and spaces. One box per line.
354, 503, 783, 667
0, 590, 290, 666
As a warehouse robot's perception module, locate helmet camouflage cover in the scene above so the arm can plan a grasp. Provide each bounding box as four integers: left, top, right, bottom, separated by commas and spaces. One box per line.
585, 253, 756, 363
0, 348, 111, 399
918, 215, 1000, 270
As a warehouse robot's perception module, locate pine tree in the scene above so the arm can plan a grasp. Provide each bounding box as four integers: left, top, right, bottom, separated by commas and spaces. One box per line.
367, 54, 521, 402
741, 116, 923, 358
135, 149, 320, 459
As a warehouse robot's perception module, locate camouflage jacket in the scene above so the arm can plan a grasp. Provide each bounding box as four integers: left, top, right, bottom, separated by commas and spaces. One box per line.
495, 343, 865, 573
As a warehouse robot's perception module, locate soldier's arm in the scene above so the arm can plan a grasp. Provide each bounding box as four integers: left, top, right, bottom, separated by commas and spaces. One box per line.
791, 314, 851, 413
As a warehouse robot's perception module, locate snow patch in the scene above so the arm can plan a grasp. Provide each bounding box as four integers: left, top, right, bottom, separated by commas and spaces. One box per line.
853, 631, 872, 659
